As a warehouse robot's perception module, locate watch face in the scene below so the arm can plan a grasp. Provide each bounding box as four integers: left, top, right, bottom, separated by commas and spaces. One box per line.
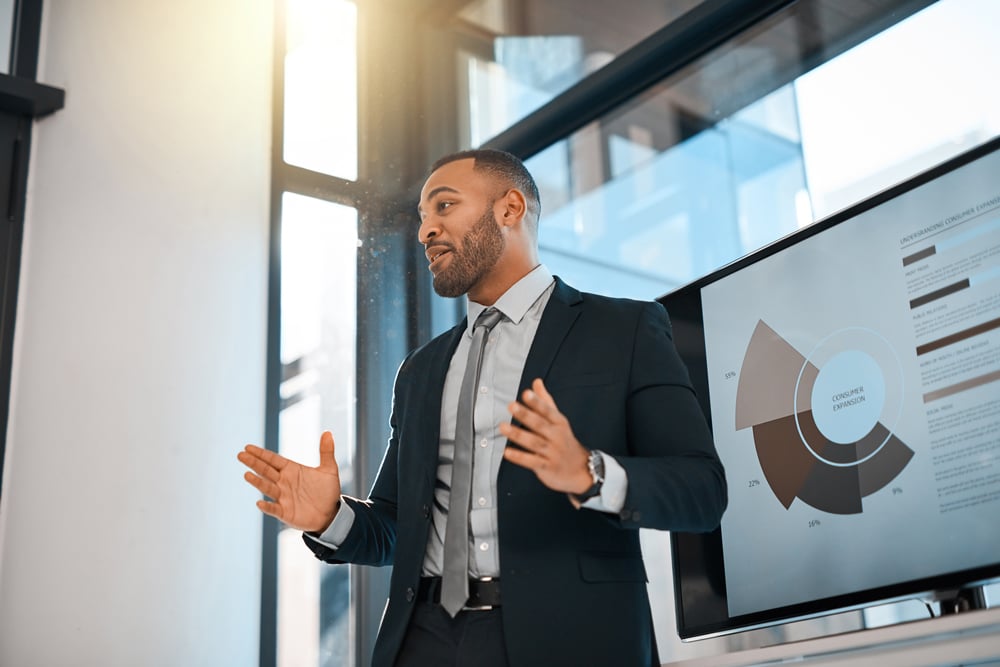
589, 451, 605, 482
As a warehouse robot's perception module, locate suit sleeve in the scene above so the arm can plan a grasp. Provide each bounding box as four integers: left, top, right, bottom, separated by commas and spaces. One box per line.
613, 301, 728, 533
301, 359, 410, 566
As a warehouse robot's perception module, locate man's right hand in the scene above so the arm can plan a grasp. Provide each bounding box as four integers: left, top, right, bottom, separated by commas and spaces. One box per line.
238, 431, 342, 533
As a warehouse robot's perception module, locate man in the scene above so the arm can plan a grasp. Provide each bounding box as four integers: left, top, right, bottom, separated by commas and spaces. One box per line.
239, 149, 727, 666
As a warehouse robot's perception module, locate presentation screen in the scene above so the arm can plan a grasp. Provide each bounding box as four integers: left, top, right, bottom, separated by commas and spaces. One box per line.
662, 137, 1000, 640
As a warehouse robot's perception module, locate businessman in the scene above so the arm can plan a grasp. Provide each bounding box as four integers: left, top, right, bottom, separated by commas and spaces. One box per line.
239, 149, 727, 666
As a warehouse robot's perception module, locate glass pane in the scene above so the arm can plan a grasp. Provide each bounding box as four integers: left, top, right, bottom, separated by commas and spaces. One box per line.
795, 0, 1000, 218
278, 192, 358, 667
284, 0, 358, 180
456, 0, 705, 146
526, 0, 1000, 303
278, 526, 321, 666
530, 82, 807, 300
0, 0, 13, 74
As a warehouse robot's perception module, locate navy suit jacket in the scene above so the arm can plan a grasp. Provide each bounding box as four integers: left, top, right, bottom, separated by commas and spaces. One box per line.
305, 278, 727, 666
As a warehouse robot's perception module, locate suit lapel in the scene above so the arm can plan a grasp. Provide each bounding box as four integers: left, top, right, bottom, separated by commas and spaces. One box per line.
517, 277, 583, 393
500, 277, 582, 492
414, 320, 466, 481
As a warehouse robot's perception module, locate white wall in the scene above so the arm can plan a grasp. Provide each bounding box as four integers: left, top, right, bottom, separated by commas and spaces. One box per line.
0, 1, 272, 665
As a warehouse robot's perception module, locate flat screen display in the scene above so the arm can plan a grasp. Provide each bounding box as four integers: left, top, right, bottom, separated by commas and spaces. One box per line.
662, 137, 1000, 640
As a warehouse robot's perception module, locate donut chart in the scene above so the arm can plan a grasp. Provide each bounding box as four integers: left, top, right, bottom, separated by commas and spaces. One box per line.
735, 320, 914, 514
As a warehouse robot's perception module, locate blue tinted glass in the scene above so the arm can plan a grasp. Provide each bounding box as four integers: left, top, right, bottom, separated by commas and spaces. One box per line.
528, 0, 1000, 302
457, 0, 705, 146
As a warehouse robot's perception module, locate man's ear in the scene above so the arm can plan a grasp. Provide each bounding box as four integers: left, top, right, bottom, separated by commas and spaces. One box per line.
498, 188, 527, 227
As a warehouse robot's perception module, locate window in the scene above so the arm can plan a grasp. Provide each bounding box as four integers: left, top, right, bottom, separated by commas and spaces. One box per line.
455, 0, 705, 146
796, 0, 1000, 218
266, 1, 361, 665
283, 0, 358, 180
521, 0, 1000, 302
277, 194, 358, 667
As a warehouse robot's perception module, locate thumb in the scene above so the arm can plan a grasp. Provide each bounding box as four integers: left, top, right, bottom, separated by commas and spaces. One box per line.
318, 430, 337, 469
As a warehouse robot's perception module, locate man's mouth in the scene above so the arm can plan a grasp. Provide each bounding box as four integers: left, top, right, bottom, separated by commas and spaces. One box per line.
426, 246, 453, 268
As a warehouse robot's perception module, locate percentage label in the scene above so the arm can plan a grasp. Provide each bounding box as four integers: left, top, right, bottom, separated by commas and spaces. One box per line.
892, 487, 903, 495
748, 479, 761, 488
808, 519, 822, 528
725, 371, 737, 379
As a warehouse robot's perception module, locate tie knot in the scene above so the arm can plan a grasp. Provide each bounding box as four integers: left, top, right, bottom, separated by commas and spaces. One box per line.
474, 308, 503, 333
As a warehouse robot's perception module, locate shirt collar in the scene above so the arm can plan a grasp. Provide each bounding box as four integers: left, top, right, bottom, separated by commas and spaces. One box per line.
465, 264, 554, 335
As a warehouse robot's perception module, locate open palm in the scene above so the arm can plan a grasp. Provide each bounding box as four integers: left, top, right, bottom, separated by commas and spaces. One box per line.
238, 431, 342, 533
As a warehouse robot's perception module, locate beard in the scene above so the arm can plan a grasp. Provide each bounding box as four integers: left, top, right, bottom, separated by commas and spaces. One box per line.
432, 205, 505, 298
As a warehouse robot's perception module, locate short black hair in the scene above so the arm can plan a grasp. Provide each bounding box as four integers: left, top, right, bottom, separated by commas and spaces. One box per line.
430, 148, 541, 223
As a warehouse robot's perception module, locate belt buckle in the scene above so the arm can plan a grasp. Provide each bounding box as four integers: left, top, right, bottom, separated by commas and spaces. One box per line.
462, 576, 495, 611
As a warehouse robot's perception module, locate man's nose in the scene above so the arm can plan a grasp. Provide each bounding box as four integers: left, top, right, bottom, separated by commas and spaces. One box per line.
418, 217, 440, 244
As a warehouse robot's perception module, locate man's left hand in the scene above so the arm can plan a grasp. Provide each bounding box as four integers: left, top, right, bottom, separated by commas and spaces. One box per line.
500, 378, 593, 495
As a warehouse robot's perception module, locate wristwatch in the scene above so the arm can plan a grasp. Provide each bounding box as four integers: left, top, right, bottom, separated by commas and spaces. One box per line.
573, 450, 605, 502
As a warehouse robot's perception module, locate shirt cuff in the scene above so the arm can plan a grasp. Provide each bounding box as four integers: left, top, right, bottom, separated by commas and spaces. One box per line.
577, 451, 627, 514
303, 498, 355, 548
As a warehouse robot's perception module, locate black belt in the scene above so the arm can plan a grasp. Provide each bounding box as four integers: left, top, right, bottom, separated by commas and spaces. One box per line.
417, 577, 502, 610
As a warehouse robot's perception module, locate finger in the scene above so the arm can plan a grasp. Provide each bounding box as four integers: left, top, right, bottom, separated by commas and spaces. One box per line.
533, 377, 551, 398
507, 400, 554, 435
503, 444, 546, 471
531, 379, 565, 421
244, 471, 280, 500
319, 431, 336, 469
521, 380, 567, 424
256, 499, 285, 521
499, 421, 549, 453
243, 444, 288, 471
238, 450, 281, 483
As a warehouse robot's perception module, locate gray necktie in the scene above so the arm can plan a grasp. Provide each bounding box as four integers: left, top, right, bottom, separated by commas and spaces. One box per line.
440, 307, 504, 617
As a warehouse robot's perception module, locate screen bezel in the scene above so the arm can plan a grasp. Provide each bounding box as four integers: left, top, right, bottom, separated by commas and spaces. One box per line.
660, 135, 1000, 641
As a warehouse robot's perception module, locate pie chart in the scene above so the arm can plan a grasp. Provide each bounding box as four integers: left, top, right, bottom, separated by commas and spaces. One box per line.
735, 320, 914, 514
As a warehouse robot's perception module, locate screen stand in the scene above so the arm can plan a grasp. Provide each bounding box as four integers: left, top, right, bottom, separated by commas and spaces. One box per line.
934, 586, 988, 615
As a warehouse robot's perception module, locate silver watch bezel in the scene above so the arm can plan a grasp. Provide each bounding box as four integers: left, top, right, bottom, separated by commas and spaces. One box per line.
587, 450, 605, 485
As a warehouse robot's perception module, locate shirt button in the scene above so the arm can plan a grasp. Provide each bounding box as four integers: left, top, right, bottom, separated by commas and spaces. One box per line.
480, 438, 488, 448
479, 386, 488, 394
478, 497, 487, 506
406, 587, 415, 602
479, 542, 489, 552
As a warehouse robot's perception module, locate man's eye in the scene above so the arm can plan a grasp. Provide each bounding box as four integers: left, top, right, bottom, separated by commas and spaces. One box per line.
437, 201, 453, 212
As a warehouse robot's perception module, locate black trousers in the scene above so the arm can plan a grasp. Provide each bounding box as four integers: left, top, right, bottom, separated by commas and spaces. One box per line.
394, 602, 510, 667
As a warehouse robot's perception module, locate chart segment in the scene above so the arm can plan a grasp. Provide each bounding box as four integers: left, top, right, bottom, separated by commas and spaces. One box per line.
736, 320, 913, 514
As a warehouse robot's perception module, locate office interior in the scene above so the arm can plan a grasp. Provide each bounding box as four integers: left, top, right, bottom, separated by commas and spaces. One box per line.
0, 0, 998, 665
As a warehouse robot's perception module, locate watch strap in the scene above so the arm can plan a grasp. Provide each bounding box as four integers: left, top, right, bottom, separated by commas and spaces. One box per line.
573, 450, 605, 502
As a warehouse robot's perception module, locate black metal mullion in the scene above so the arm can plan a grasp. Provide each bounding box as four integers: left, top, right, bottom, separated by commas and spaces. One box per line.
276, 163, 360, 207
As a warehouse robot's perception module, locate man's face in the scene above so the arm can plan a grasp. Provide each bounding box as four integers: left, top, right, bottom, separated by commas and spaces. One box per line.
418, 159, 506, 298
